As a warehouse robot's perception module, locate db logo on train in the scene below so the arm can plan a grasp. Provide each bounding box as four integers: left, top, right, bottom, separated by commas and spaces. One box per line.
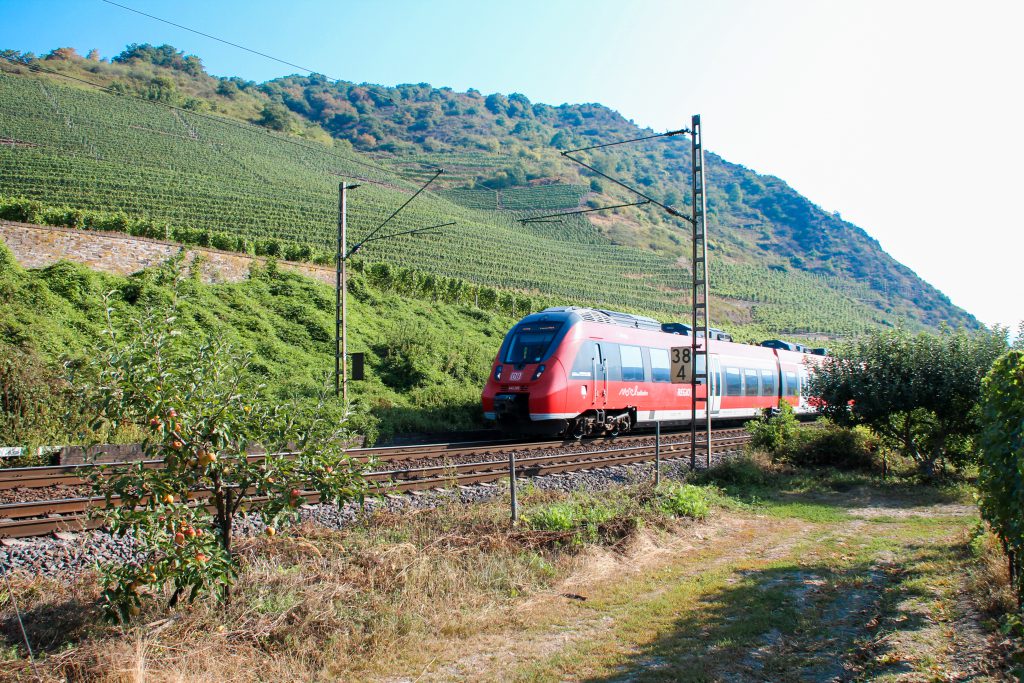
509, 371, 523, 381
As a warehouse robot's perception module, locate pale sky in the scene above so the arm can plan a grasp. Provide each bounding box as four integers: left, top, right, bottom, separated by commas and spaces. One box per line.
2, 0, 1021, 333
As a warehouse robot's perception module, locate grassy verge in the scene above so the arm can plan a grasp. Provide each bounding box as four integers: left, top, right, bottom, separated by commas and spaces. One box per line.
0, 481, 711, 681
0, 461, 1016, 681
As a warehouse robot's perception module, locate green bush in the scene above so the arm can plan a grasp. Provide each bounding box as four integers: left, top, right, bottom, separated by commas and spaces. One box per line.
656, 483, 711, 519
786, 421, 879, 470
977, 350, 1024, 607
747, 402, 799, 454
694, 453, 771, 488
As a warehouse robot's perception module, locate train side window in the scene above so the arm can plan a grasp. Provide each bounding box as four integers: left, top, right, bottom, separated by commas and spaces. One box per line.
570, 341, 596, 379
784, 370, 799, 397
620, 345, 644, 381
604, 343, 622, 382
744, 369, 760, 396
760, 369, 777, 396
650, 348, 671, 382
725, 367, 742, 396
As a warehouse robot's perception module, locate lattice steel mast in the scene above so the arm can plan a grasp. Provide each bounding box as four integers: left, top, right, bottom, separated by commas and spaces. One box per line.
689, 114, 712, 469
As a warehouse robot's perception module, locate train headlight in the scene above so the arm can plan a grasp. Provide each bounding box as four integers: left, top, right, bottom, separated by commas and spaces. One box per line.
494, 365, 503, 381
531, 364, 545, 381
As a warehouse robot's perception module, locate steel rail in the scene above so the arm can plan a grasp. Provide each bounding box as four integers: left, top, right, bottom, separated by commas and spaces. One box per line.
0, 432, 750, 538
0, 429, 749, 490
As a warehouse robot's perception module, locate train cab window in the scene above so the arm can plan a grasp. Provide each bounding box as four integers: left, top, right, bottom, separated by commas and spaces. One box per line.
570, 341, 596, 379
503, 322, 563, 364
650, 348, 671, 382
744, 369, 760, 396
760, 369, 777, 396
784, 370, 799, 397
620, 345, 644, 381
725, 367, 743, 396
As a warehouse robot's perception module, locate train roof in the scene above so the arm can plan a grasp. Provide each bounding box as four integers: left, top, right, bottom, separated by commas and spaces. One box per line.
534, 306, 663, 331
524, 308, 825, 356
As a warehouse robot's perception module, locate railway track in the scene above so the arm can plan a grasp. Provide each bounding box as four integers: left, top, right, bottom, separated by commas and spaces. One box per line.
0, 428, 750, 538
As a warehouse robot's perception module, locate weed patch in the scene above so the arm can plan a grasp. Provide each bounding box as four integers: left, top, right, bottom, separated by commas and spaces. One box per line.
655, 482, 712, 519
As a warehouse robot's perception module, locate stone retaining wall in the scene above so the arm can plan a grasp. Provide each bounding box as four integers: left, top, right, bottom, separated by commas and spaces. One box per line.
0, 220, 337, 285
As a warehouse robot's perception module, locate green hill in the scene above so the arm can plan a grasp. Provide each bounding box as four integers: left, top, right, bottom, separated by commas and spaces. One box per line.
0, 240, 518, 443
0, 45, 979, 338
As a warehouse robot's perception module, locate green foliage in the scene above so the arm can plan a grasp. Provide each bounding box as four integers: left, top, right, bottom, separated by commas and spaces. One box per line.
747, 405, 879, 470
523, 498, 620, 544
0, 341, 80, 461
655, 482, 711, 519
81, 288, 371, 619
808, 327, 1007, 475
785, 421, 880, 470
113, 43, 205, 76
257, 102, 293, 131
0, 241, 516, 445
693, 453, 771, 488
746, 402, 799, 454
977, 350, 1024, 607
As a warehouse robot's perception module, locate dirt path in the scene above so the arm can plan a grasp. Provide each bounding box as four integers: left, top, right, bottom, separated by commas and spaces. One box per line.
377, 490, 1006, 682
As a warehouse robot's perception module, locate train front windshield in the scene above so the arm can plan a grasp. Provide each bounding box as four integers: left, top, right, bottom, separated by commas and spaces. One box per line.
504, 322, 563, 364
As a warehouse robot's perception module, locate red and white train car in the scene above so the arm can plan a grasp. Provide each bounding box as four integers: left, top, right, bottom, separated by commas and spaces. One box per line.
481, 307, 823, 437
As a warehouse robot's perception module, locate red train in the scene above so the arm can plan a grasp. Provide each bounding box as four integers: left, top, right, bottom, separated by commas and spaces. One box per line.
481, 307, 824, 437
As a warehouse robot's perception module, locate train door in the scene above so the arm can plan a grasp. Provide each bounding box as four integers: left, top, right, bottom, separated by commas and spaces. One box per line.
593, 343, 608, 409
797, 365, 810, 411
708, 355, 722, 414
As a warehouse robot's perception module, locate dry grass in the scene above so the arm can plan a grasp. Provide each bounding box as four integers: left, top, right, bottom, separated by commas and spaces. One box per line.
0, 491, 663, 681
967, 528, 1019, 619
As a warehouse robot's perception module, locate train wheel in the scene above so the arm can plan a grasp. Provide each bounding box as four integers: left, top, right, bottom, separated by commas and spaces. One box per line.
571, 420, 586, 440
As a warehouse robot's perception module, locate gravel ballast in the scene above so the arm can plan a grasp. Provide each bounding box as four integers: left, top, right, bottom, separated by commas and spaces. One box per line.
0, 455, 712, 579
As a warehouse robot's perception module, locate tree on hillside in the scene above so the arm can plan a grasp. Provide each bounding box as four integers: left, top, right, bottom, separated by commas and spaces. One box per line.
257, 103, 293, 132
113, 43, 204, 77
485, 93, 508, 116
807, 326, 1006, 476
44, 47, 80, 61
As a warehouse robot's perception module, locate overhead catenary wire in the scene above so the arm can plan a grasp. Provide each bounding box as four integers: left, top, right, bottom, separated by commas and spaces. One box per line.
561, 129, 689, 154
518, 199, 651, 224
348, 221, 456, 256
100, 0, 340, 81
559, 128, 693, 223
351, 169, 445, 252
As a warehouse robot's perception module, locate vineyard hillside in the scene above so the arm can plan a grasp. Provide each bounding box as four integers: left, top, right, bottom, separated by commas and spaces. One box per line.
0, 46, 979, 337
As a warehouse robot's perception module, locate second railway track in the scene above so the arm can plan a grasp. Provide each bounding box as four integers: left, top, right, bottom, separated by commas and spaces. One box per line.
0, 428, 750, 538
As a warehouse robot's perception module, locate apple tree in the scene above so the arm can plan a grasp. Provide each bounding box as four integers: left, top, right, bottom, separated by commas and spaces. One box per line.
806, 326, 1005, 476
81, 296, 371, 620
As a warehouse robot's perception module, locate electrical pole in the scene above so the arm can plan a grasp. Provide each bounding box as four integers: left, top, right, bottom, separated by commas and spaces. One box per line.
335, 181, 348, 401
559, 118, 712, 468
333, 173, 452, 402
689, 114, 712, 470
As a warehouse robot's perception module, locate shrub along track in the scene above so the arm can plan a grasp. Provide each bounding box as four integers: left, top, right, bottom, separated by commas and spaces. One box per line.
0, 428, 750, 538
